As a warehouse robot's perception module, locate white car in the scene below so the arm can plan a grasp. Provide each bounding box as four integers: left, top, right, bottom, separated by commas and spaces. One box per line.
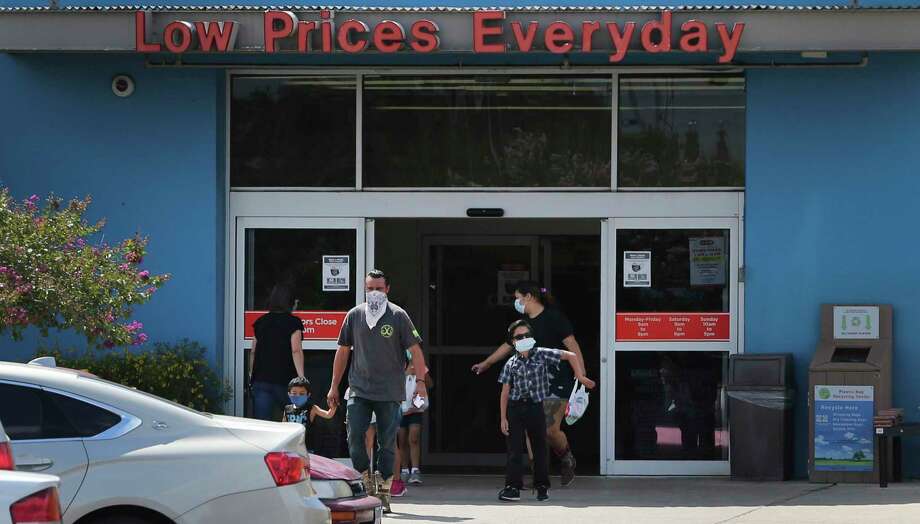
0, 360, 331, 524
1, 418, 65, 524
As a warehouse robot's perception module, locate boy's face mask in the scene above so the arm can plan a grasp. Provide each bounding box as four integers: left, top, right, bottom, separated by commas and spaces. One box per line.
514, 337, 536, 353
288, 394, 310, 408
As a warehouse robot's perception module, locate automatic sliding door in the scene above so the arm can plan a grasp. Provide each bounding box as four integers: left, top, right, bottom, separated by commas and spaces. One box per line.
609, 218, 738, 475
235, 218, 364, 457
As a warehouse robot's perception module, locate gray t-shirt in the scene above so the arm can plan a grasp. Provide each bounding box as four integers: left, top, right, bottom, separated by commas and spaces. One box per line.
337, 302, 422, 402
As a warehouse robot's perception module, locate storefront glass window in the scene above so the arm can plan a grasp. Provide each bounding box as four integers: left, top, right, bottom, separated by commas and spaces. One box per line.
618, 76, 745, 188
615, 351, 729, 461
363, 75, 612, 188
231, 76, 356, 187
617, 229, 730, 314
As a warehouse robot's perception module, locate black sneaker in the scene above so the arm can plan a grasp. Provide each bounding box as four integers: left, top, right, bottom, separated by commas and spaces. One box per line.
498, 486, 521, 502
536, 485, 549, 501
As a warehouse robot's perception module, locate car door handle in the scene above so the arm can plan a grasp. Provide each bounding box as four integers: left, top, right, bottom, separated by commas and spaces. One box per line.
18, 458, 54, 472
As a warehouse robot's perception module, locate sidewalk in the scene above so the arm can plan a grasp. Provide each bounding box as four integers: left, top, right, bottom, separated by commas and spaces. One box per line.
386, 476, 920, 524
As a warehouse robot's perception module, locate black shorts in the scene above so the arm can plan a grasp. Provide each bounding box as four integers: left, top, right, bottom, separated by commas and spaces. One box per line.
399, 412, 423, 428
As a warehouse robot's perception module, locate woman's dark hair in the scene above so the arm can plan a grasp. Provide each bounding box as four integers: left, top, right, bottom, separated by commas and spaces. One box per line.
506, 319, 534, 345
267, 284, 294, 312
514, 280, 555, 306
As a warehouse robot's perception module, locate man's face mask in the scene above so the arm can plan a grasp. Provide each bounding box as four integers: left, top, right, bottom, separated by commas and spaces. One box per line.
365, 290, 389, 329
288, 394, 310, 408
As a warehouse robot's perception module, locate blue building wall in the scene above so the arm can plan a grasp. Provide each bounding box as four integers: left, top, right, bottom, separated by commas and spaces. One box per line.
746, 53, 920, 477
0, 53, 224, 366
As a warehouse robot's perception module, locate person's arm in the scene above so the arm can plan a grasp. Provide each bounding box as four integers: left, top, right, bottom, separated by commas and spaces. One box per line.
408, 344, 429, 397
248, 338, 257, 384
499, 383, 511, 436
471, 343, 514, 374
290, 330, 305, 378
310, 404, 337, 422
327, 345, 351, 408
561, 335, 585, 376
559, 350, 595, 389
423, 371, 434, 389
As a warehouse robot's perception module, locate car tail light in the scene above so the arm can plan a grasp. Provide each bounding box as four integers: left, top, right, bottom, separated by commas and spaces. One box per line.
10, 487, 62, 524
0, 441, 14, 470
264, 452, 306, 486
330, 510, 357, 523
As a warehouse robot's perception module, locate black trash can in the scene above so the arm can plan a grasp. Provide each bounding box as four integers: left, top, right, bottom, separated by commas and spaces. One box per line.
727, 353, 795, 480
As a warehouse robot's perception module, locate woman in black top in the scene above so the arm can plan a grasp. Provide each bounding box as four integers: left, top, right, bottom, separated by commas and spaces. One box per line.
249, 284, 306, 421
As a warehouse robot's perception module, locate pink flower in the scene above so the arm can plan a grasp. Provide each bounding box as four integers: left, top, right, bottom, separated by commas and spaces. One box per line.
118, 263, 130, 271
104, 312, 115, 322
132, 333, 149, 346
137, 270, 150, 280
146, 287, 156, 295
124, 320, 143, 333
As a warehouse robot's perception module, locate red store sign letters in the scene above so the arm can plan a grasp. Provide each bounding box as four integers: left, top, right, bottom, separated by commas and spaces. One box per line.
135, 10, 745, 63
244, 311, 347, 341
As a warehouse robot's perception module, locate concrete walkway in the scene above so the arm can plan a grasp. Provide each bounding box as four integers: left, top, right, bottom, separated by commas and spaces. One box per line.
386, 476, 920, 524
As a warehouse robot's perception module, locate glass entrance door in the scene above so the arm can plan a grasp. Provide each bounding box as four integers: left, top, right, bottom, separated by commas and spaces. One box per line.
607, 218, 739, 475
234, 217, 366, 456
421, 236, 540, 467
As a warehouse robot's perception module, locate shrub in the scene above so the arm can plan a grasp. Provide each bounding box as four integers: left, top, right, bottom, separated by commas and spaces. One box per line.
0, 188, 169, 348
37, 339, 232, 413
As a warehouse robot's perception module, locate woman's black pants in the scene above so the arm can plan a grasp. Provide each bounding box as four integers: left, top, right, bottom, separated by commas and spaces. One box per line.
505, 399, 550, 489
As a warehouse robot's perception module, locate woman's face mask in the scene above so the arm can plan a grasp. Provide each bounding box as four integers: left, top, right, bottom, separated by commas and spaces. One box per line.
514, 337, 536, 353
288, 394, 310, 408
513, 297, 526, 315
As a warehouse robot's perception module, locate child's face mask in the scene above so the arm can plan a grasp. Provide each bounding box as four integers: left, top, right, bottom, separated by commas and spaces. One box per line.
288, 394, 310, 408
514, 337, 536, 353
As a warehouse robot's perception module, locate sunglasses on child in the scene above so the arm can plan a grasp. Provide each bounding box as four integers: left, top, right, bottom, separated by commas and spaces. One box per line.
512, 333, 533, 341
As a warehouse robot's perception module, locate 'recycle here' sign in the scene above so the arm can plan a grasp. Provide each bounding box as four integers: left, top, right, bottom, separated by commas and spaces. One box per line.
813, 385, 874, 472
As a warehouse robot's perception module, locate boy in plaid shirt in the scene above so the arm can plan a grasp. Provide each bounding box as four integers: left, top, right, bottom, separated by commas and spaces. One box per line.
497, 319, 595, 502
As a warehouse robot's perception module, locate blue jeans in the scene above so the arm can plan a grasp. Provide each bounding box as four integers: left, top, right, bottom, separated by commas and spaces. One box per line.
347, 397, 401, 480
252, 381, 289, 421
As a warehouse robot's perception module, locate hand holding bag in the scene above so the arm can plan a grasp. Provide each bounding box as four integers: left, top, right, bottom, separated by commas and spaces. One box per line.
565, 380, 589, 425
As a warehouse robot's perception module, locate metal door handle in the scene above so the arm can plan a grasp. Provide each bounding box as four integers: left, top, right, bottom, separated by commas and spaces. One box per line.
18, 458, 54, 472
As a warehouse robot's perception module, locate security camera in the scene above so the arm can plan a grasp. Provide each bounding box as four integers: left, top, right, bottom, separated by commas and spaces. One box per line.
111, 75, 135, 97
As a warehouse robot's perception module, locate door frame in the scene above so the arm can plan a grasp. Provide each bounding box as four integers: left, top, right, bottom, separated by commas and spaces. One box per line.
230, 216, 366, 416
605, 216, 741, 476
224, 191, 744, 474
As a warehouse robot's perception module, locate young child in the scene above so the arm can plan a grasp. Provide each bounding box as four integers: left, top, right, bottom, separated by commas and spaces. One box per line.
282, 377, 337, 440
399, 350, 433, 489
497, 319, 595, 503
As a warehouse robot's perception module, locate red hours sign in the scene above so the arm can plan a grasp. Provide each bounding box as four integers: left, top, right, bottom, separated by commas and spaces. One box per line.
616, 312, 730, 342
244, 311, 347, 341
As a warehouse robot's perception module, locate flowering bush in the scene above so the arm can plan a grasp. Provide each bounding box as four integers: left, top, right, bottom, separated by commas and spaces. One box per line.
37, 339, 232, 413
0, 188, 169, 348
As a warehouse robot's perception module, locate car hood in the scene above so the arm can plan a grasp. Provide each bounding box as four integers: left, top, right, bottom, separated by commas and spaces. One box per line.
309, 454, 361, 481
210, 415, 306, 455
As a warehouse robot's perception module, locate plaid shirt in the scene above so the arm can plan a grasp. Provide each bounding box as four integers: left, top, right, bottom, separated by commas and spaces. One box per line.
498, 348, 563, 402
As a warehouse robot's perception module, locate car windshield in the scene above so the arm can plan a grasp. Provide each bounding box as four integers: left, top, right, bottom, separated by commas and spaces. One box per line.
76, 374, 214, 418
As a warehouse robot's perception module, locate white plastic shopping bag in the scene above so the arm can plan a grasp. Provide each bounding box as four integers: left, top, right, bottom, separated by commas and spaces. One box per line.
565, 380, 589, 425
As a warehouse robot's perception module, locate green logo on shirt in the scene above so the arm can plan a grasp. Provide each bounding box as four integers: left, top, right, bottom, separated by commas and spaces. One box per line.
380, 325, 394, 338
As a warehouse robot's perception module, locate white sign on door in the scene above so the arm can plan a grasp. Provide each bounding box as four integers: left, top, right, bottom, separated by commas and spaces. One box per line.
689, 237, 726, 286
833, 306, 880, 339
623, 251, 651, 288
322, 255, 350, 292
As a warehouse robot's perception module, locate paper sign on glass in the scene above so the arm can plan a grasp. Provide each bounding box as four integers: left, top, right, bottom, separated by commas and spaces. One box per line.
322, 255, 350, 292
689, 237, 726, 286
623, 251, 651, 288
